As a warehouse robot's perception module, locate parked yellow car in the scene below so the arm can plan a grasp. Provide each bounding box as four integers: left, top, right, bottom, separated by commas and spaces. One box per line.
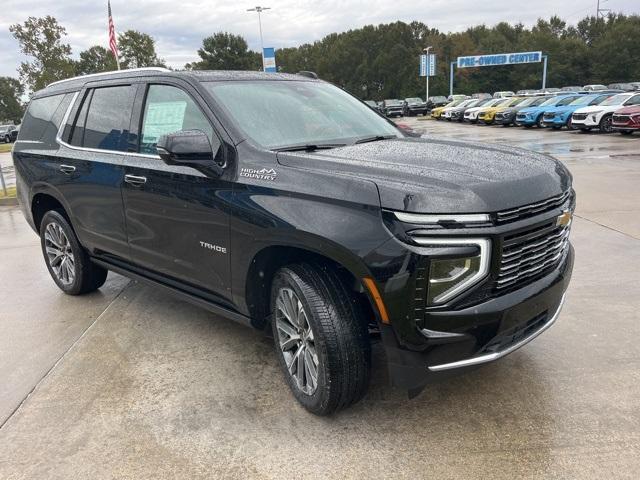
477, 97, 525, 124
431, 99, 465, 119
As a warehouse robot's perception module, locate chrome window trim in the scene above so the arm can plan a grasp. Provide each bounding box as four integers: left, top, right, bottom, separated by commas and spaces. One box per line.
428, 294, 566, 371
412, 237, 491, 304
55, 90, 160, 160
47, 67, 171, 88
394, 212, 490, 224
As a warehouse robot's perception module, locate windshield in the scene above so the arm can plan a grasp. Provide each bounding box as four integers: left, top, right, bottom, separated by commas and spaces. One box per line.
385, 99, 402, 106
540, 96, 566, 106
517, 97, 541, 107
599, 94, 630, 106
406, 98, 422, 103
0, 127, 9, 132
205, 81, 399, 149
557, 96, 578, 106
569, 95, 597, 106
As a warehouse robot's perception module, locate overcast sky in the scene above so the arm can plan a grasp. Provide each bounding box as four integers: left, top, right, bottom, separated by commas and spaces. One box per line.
1, 0, 638, 78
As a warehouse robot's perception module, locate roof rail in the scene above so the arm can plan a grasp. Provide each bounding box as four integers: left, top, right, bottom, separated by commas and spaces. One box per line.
47, 67, 171, 88
297, 71, 319, 79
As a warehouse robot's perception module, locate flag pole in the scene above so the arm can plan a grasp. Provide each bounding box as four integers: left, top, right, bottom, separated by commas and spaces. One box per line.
108, 0, 121, 70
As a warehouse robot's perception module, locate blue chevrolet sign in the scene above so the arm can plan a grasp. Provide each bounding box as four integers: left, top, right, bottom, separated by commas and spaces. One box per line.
457, 51, 542, 68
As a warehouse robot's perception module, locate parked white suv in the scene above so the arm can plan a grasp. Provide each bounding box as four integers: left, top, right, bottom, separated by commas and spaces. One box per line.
571, 93, 640, 132
463, 98, 504, 122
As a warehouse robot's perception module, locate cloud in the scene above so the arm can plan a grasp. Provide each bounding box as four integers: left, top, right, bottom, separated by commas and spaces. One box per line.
1, 0, 637, 77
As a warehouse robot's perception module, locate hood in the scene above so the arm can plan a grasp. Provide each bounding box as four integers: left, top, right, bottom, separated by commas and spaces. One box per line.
574, 104, 620, 114
277, 138, 571, 214
614, 105, 640, 115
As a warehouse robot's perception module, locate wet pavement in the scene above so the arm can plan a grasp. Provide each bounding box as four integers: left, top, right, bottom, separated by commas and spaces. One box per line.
1, 122, 639, 479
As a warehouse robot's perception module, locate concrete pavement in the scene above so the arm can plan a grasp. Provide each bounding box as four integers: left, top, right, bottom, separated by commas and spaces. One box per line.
0, 122, 639, 479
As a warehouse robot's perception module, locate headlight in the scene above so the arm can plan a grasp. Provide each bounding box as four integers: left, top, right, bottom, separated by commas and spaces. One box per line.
412, 238, 491, 305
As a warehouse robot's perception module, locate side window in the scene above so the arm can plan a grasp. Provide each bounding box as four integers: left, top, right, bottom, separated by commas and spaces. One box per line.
624, 95, 640, 106
20, 93, 73, 145
82, 85, 135, 152
139, 84, 214, 155
69, 90, 92, 147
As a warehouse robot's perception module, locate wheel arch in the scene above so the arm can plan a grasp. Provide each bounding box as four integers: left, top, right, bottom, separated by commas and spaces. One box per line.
244, 244, 376, 331
31, 186, 72, 233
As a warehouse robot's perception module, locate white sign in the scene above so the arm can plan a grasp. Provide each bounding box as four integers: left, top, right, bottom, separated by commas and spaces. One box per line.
420, 54, 436, 77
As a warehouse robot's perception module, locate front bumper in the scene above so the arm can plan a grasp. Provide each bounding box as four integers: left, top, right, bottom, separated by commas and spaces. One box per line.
382, 245, 573, 391
571, 114, 601, 127
386, 108, 404, 117
542, 115, 568, 127
494, 113, 515, 125
515, 115, 536, 126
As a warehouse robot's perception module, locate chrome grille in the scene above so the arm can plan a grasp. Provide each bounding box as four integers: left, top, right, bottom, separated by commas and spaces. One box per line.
497, 223, 570, 290
543, 112, 555, 120
496, 190, 571, 223
572, 113, 587, 121
612, 115, 630, 123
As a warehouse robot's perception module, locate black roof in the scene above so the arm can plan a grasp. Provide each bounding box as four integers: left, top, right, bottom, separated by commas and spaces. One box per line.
36, 68, 320, 98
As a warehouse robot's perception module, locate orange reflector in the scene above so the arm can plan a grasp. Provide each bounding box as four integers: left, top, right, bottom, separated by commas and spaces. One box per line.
362, 277, 390, 324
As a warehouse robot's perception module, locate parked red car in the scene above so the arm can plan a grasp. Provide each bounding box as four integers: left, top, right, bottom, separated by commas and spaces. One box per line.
612, 105, 640, 135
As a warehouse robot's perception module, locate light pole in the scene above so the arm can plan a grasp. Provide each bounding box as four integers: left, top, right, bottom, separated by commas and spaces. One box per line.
247, 6, 271, 71
423, 46, 432, 102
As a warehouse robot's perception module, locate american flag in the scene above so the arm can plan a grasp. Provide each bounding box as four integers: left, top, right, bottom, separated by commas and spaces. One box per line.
108, 1, 120, 69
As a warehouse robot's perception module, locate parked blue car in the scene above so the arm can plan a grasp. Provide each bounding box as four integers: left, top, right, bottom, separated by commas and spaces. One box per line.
515, 94, 582, 127
541, 93, 617, 129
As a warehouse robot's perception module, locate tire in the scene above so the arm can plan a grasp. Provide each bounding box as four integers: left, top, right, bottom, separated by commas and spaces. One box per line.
599, 114, 613, 133
40, 210, 108, 295
271, 263, 371, 415
536, 115, 545, 128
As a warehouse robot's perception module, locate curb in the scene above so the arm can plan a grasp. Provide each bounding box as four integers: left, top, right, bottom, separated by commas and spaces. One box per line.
0, 197, 18, 206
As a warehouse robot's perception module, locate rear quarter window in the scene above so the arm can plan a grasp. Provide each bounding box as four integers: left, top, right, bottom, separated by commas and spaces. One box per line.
19, 93, 73, 146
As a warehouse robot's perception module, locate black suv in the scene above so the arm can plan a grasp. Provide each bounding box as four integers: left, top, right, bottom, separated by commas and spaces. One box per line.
14, 68, 574, 415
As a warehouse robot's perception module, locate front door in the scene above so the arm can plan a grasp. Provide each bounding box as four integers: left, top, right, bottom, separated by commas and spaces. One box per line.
121, 82, 232, 301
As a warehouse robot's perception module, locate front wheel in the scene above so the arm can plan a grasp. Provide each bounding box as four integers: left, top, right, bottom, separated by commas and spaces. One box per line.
271, 264, 371, 415
599, 114, 613, 133
536, 115, 545, 128
40, 210, 108, 295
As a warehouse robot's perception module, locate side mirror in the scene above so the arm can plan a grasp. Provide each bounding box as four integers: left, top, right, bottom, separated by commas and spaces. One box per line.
156, 129, 224, 176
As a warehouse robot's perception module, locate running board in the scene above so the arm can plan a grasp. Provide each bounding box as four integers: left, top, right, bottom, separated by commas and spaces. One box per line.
91, 258, 253, 328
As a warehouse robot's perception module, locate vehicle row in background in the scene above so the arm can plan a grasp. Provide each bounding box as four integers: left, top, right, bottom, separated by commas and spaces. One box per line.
432, 91, 640, 135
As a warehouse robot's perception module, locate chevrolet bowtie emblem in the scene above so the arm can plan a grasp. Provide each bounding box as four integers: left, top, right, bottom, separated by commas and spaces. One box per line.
556, 211, 573, 227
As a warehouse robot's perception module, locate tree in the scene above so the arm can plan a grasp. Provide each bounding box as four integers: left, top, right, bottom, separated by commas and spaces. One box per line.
76, 45, 118, 75
187, 32, 261, 70
0, 77, 24, 124
118, 30, 166, 68
9, 16, 75, 92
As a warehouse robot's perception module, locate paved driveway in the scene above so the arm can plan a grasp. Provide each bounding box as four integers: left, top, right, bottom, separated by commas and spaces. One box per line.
0, 122, 639, 479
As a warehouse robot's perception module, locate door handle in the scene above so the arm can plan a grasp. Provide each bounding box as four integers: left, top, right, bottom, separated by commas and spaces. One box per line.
59, 164, 76, 174
124, 174, 147, 186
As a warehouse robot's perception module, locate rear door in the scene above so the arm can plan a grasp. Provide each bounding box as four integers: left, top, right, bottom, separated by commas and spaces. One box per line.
55, 83, 136, 259
121, 80, 233, 302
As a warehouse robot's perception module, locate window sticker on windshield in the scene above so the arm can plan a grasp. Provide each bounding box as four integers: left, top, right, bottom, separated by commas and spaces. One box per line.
142, 101, 187, 143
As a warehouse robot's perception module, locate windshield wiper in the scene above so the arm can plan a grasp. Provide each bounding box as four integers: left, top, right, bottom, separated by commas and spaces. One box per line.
354, 134, 397, 145
272, 143, 346, 152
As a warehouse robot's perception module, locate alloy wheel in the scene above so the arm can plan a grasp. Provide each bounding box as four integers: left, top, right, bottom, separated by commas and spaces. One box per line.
602, 116, 613, 133
275, 287, 319, 395
44, 222, 75, 286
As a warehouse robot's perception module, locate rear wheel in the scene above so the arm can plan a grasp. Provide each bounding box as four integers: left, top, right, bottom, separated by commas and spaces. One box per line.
271, 263, 371, 415
40, 210, 108, 295
599, 114, 613, 133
